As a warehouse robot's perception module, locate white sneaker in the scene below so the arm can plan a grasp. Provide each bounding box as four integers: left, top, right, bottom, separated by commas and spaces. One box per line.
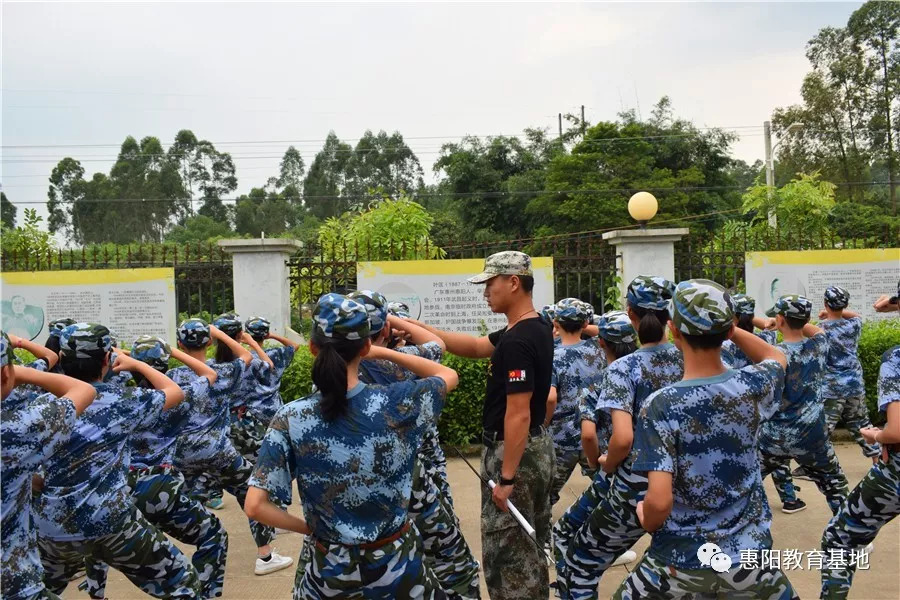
612, 550, 638, 567
255, 550, 294, 575
862, 542, 874, 555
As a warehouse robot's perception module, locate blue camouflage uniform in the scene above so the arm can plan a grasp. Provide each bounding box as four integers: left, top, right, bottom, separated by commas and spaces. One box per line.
249, 294, 447, 599
1, 332, 77, 600
720, 294, 777, 369
613, 280, 798, 599
562, 276, 684, 600
821, 343, 900, 599
33, 323, 199, 598
758, 296, 850, 514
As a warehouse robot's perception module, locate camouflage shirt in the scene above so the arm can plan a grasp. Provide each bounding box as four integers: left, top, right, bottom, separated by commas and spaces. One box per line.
550, 339, 606, 453
721, 330, 777, 370
246, 346, 296, 424
33, 383, 165, 541
760, 334, 828, 449
878, 345, 900, 413
129, 378, 206, 469
577, 371, 613, 455
5, 359, 50, 405
249, 378, 446, 545
821, 317, 865, 399
219, 357, 270, 411
633, 360, 784, 569
1, 393, 76, 600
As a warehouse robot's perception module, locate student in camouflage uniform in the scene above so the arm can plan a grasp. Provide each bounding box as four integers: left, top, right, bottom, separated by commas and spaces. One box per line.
348, 289, 480, 599
561, 276, 684, 600
84, 336, 228, 599
245, 316, 299, 426
245, 293, 456, 599
1, 331, 97, 600
720, 293, 778, 369
31, 323, 200, 598
820, 284, 900, 599
758, 295, 850, 515
41, 318, 76, 373
551, 311, 637, 589
548, 298, 605, 507
611, 279, 798, 599
171, 318, 292, 576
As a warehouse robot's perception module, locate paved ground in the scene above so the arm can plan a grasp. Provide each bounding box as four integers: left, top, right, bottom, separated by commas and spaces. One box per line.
69, 441, 899, 599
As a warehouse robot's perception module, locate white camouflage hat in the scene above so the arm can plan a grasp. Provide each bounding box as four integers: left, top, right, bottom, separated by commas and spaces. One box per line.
467, 251, 533, 284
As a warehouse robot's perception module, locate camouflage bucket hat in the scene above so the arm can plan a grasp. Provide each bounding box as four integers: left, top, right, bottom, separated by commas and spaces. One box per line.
554, 297, 589, 326
597, 311, 636, 344
766, 294, 812, 320
467, 251, 533, 284
824, 286, 850, 310
177, 318, 211, 349
348, 290, 389, 335
1, 331, 13, 368
245, 316, 271, 339
48, 318, 77, 340
386, 301, 411, 319
540, 304, 558, 324
131, 335, 172, 371
213, 312, 243, 339
313, 293, 370, 340
731, 293, 756, 316
59, 323, 113, 360
626, 275, 675, 311
670, 279, 735, 336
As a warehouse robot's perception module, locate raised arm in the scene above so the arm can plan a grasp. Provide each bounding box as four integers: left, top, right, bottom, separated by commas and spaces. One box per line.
171, 347, 217, 385
366, 345, 459, 391
802, 322, 824, 338
211, 325, 252, 365
13, 366, 97, 415
731, 327, 787, 368
405, 319, 494, 359
388, 315, 446, 353
8, 334, 59, 370
113, 354, 184, 410
241, 332, 274, 369
752, 316, 776, 330
266, 332, 300, 350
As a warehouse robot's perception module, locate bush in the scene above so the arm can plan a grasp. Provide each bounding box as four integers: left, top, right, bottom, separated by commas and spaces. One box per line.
438, 355, 489, 446
859, 318, 900, 425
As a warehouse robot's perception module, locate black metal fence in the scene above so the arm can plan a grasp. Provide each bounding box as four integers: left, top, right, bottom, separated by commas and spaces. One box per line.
1, 243, 234, 318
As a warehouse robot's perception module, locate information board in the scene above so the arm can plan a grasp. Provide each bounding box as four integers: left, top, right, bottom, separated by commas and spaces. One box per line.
1, 268, 177, 344
745, 249, 900, 321
357, 258, 555, 335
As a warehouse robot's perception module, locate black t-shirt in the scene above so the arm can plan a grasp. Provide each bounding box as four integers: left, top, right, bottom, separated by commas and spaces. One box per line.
483, 316, 554, 433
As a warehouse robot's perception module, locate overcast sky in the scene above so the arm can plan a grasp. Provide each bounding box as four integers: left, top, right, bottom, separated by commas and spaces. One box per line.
1, 1, 862, 232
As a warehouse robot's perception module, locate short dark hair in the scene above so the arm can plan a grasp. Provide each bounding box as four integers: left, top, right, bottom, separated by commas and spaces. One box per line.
60, 354, 105, 382
737, 313, 754, 333
606, 340, 638, 360
680, 330, 731, 350
785, 315, 808, 330
503, 274, 534, 294
557, 320, 585, 334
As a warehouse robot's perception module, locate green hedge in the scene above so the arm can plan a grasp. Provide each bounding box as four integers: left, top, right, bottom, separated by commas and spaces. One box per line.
859, 319, 900, 425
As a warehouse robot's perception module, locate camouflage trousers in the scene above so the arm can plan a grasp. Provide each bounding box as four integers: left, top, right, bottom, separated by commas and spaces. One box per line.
205, 410, 269, 503
759, 439, 850, 514
820, 451, 900, 599
293, 525, 446, 600
84, 466, 228, 599
421, 423, 454, 506
481, 429, 554, 600
183, 453, 276, 549
611, 554, 799, 600
562, 465, 647, 600
552, 472, 611, 587
824, 394, 881, 458
38, 508, 200, 598
550, 448, 591, 508
21, 590, 61, 600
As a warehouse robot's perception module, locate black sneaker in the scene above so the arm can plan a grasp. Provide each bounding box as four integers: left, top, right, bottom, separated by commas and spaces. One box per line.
792, 466, 814, 482
782, 499, 808, 514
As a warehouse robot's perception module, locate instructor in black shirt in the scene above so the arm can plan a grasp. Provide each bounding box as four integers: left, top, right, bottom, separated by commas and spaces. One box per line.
410, 250, 554, 600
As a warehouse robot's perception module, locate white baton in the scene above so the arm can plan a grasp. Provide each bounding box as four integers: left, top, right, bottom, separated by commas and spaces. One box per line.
488, 478, 536, 539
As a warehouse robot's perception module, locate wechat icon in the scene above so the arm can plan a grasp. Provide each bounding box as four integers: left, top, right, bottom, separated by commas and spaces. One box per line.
697, 542, 732, 573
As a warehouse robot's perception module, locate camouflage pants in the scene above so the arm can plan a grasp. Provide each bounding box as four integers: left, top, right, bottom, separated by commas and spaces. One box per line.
759, 440, 850, 514
421, 423, 454, 506
22, 590, 62, 600
205, 410, 269, 503
820, 452, 900, 599
552, 471, 611, 587
183, 453, 276, 549
84, 467, 228, 599
481, 430, 554, 600
550, 448, 590, 507
824, 395, 881, 458
612, 554, 798, 599
293, 526, 446, 599
38, 508, 200, 598
562, 466, 648, 600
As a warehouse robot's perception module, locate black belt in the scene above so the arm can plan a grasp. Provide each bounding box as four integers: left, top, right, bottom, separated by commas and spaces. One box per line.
482, 425, 545, 447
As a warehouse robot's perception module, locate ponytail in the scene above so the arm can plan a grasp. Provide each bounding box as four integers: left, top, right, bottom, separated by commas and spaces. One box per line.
607, 340, 638, 360
311, 333, 367, 422
632, 305, 670, 345
737, 313, 754, 333
215, 341, 235, 364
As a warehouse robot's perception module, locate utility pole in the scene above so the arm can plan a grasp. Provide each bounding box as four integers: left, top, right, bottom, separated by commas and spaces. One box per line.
581, 105, 586, 138
764, 120, 777, 228
558, 113, 563, 140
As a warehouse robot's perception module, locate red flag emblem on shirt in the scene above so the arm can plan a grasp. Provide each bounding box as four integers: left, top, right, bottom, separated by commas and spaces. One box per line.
508, 369, 527, 382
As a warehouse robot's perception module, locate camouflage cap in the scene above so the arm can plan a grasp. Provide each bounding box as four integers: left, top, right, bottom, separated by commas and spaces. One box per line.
313, 293, 370, 340
579, 300, 595, 322
824, 286, 850, 310
59, 323, 113, 360
626, 275, 675, 311
540, 304, 558, 323
177, 318, 211, 349
48, 318, 77, 339
213, 312, 243, 339
386, 301, 411, 319
670, 279, 735, 336
554, 297, 589, 326
348, 290, 389, 335
766, 294, 812, 320
1, 331, 13, 368
131, 335, 172, 371
597, 310, 636, 344
245, 316, 271, 339
731, 293, 756, 316
467, 251, 533, 284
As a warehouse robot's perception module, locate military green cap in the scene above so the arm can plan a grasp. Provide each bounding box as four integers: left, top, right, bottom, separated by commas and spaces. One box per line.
59, 323, 113, 359
467, 251, 533, 284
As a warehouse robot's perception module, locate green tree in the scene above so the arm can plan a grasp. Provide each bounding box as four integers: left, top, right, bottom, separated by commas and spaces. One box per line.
277, 146, 306, 191
741, 172, 836, 246
167, 129, 238, 220
303, 132, 353, 219
165, 214, 233, 244
1, 192, 16, 229
1, 208, 56, 260
344, 131, 424, 203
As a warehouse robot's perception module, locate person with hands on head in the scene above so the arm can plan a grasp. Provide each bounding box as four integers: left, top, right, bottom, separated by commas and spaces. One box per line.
720, 293, 777, 369
404, 251, 555, 600
873, 280, 899, 313
2, 330, 96, 600
245, 316, 300, 425
7, 332, 60, 372
244, 293, 456, 598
